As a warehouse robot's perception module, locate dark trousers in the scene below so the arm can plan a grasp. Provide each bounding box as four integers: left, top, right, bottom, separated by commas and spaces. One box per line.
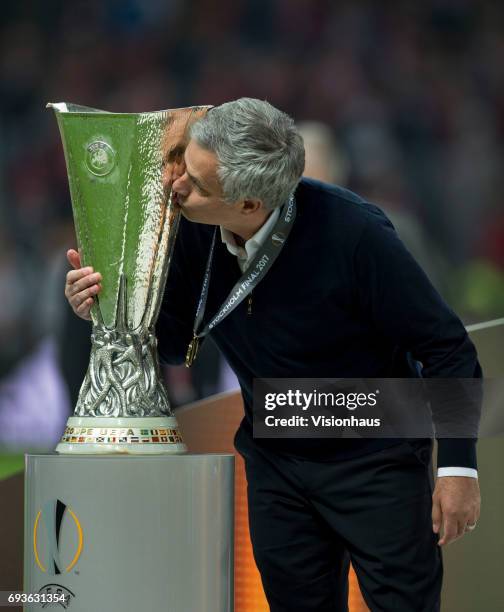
235, 429, 442, 612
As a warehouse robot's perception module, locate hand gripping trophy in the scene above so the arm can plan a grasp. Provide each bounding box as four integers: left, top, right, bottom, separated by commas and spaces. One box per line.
48, 103, 209, 454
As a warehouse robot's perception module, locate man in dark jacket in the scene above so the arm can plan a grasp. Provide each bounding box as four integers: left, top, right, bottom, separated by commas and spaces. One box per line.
66, 98, 481, 612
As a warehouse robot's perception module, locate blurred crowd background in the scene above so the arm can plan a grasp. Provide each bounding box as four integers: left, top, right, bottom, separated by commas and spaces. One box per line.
0, 0, 503, 449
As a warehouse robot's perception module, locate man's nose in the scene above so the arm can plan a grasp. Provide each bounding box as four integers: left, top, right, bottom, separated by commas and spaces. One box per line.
172, 172, 190, 197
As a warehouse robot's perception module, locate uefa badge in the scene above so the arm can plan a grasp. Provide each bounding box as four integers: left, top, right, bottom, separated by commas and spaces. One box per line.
85, 140, 116, 176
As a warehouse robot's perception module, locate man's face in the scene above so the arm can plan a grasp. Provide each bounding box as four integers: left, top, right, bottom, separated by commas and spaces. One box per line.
167, 139, 238, 226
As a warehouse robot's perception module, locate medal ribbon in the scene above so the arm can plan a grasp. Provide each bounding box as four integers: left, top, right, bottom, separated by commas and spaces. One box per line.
185, 195, 297, 366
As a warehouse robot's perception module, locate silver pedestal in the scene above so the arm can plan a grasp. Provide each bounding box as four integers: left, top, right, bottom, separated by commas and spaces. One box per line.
24, 454, 234, 611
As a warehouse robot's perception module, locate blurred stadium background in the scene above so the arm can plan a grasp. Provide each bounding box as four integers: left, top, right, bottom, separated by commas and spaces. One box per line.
0, 1, 503, 610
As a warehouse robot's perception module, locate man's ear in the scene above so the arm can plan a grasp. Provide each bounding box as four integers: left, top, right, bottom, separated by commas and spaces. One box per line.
241, 198, 264, 215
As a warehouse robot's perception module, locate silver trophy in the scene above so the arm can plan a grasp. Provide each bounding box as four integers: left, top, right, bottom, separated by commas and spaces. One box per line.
48, 102, 209, 453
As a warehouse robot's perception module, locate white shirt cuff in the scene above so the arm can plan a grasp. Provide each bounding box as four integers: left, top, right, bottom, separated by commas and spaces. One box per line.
437, 467, 478, 479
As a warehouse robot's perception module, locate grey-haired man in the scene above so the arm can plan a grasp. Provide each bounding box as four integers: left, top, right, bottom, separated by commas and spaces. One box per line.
66, 98, 481, 612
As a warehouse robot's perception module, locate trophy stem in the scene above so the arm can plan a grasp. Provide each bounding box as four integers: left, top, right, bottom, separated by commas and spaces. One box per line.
80, 324, 172, 418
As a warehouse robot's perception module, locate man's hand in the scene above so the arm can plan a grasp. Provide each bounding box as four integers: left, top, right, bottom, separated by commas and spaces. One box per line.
432, 476, 481, 546
64, 249, 102, 321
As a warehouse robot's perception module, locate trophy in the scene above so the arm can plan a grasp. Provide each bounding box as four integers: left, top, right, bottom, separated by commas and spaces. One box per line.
48, 102, 210, 454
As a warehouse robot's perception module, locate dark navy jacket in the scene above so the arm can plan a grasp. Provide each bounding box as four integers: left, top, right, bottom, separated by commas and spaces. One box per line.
157, 178, 481, 467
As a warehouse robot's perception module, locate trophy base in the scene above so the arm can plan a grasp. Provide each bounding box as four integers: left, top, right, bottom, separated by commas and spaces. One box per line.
56, 416, 187, 454
25, 452, 234, 611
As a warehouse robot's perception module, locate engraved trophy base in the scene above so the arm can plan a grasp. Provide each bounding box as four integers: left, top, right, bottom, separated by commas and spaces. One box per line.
56, 416, 187, 454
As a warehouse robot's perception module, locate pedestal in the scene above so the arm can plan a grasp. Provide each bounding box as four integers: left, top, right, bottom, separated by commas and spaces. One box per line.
24, 454, 234, 612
